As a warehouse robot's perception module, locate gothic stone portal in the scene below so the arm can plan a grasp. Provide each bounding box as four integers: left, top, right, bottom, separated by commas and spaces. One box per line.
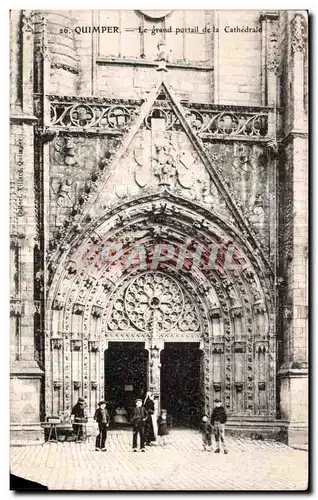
46, 269, 275, 425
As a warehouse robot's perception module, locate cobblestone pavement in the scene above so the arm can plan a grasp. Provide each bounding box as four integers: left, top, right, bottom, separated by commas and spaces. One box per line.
10, 430, 308, 491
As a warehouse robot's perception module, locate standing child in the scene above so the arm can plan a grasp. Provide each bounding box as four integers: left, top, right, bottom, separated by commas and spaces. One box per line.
200, 415, 212, 451
211, 398, 228, 454
157, 410, 169, 446
94, 400, 110, 451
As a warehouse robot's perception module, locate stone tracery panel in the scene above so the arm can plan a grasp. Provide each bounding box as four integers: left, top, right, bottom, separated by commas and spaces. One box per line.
125, 273, 184, 332
107, 271, 201, 336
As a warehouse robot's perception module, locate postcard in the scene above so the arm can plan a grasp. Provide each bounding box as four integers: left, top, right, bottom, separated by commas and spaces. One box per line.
10, 9, 308, 491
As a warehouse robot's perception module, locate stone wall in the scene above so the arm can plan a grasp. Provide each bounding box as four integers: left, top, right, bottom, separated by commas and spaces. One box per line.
215, 11, 262, 105
277, 11, 308, 447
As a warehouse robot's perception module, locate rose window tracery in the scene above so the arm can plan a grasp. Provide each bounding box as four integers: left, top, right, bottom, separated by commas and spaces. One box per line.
125, 272, 184, 332
107, 273, 201, 333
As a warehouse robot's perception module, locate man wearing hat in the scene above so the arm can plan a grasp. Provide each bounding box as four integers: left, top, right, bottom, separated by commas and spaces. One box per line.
71, 397, 87, 441
210, 398, 228, 454
132, 398, 147, 452
94, 400, 110, 451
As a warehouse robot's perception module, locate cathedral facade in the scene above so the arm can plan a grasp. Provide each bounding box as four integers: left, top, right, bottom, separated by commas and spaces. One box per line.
10, 10, 308, 446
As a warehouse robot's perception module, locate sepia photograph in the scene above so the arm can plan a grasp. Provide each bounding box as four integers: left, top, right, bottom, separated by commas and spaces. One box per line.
9, 8, 309, 491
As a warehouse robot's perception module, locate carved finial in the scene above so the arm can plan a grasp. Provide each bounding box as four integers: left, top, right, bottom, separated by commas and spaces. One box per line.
39, 15, 52, 61
291, 14, 307, 54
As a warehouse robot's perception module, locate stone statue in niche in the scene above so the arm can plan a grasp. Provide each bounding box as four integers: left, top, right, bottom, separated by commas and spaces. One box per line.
244, 269, 261, 302
155, 40, 170, 62
150, 347, 161, 392
154, 39, 171, 71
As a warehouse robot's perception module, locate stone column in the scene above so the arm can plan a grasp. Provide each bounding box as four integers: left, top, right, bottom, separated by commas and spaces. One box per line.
10, 10, 43, 441
278, 12, 308, 448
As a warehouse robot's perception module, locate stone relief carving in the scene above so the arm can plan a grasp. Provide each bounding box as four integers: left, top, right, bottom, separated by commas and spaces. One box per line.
254, 301, 266, 315
212, 343, 224, 354
233, 144, 257, 172
51, 178, 74, 208
178, 296, 200, 332
54, 136, 83, 166
152, 134, 179, 187
256, 341, 268, 353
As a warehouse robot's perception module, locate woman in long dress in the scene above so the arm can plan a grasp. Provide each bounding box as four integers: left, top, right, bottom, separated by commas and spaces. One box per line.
144, 392, 156, 445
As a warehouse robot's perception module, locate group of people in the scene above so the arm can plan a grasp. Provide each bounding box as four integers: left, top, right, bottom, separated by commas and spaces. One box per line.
71, 394, 228, 454
131, 393, 169, 452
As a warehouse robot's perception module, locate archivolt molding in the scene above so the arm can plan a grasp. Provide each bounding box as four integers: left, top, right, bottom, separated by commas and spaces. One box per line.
48, 235, 271, 345
47, 192, 272, 290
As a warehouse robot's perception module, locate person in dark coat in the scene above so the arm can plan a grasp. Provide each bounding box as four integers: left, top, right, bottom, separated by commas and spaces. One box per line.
157, 410, 169, 446
211, 398, 228, 454
94, 400, 110, 451
71, 397, 87, 441
144, 392, 156, 445
132, 399, 147, 452
200, 415, 213, 451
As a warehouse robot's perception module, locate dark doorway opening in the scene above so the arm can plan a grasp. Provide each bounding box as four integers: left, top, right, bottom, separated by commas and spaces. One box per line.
105, 342, 148, 424
160, 342, 202, 427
